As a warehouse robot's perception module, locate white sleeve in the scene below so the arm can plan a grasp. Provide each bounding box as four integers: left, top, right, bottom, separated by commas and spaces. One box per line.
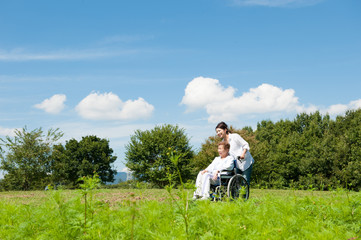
234, 133, 250, 150
205, 157, 218, 172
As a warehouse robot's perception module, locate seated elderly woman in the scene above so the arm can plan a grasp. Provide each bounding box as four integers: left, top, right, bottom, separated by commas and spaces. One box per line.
193, 142, 234, 200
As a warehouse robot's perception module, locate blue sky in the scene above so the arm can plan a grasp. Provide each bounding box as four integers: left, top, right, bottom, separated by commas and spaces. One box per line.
1, 0, 360, 174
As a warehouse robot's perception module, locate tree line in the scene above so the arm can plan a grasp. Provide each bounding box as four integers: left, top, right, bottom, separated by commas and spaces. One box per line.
1, 109, 361, 191
252, 109, 361, 191
192, 109, 361, 191
125, 109, 361, 191
0, 128, 116, 190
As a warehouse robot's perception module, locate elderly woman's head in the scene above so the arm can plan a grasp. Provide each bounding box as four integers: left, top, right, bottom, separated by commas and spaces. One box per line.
218, 141, 230, 158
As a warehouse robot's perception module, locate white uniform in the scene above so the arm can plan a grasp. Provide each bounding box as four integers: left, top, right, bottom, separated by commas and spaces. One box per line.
228, 133, 254, 171
194, 155, 234, 199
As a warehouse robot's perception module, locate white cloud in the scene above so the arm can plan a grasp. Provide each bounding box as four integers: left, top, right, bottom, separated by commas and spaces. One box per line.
325, 104, 348, 116
230, 0, 324, 7
350, 99, 361, 109
34, 94, 66, 114
182, 77, 361, 123
75, 92, 154, 121
121, 167, 131, 173
0, 126, 17, 137
324, 99, 361, 116
181, 76, 235, 111
181, 77, 308, 123
0, 48, 137, 62
297, 104, 318, 114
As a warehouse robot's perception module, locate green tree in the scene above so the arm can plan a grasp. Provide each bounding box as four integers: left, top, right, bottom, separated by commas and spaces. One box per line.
125, 124, 194, 188
253, 112, 336, 189
0, 127, 63, 190
252, 120, 276, 186
251, 110, 361, 191
333, 109, 361, 190
51, 135, 117, 186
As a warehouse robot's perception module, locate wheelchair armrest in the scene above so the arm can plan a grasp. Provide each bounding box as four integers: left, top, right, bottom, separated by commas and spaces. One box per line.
219, 170, 234, 176
235, 168, 243, 174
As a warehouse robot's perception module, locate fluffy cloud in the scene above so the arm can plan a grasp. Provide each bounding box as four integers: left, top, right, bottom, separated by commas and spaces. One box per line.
75, 92, 154, 121
324, 99, 361, 116
34, 94, 66, 114
181, 77, 305, 123
182, 77, 361, 123
0, 126, 17, 136
181, 77, 235, 111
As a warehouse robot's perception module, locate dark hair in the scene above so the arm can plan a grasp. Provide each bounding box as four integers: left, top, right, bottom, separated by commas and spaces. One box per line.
218, 141, 230, 151
215, 121, 229, 134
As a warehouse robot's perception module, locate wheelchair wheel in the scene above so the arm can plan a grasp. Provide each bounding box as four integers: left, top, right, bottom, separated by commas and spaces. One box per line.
227, 174, 249, 200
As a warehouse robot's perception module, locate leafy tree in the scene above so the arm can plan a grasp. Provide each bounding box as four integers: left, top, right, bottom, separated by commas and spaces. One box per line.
252, 110, 361, 190
125, 124, 194, 188
51, 135, 117, 186
0, 127, 63, 190
193, 110, 361, 191
253, 112, 335, 189
333, 109, 361, 190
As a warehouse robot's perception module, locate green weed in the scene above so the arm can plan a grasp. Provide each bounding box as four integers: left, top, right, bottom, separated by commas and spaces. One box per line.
0, 188, 360, 239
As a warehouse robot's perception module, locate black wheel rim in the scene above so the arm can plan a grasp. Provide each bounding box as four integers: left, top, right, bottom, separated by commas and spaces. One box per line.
228, 174, 249, 200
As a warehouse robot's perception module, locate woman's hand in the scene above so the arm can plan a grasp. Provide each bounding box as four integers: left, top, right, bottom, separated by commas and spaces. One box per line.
201, 170, 207, 175
239, 149, 247, 159
212, 171, 219, 180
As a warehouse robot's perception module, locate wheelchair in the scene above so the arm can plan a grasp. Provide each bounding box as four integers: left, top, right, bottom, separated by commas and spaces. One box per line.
210, 159, 250, 201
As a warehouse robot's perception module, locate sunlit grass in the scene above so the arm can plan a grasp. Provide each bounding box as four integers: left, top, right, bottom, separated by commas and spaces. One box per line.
0, 188, 360, 239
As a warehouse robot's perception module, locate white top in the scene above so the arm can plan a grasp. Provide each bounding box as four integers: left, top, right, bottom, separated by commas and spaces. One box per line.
205, 155, 234, 174
227, 133, 254, 171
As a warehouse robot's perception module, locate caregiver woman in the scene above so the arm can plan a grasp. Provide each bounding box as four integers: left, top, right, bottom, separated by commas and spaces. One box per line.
215, 121, 254, 184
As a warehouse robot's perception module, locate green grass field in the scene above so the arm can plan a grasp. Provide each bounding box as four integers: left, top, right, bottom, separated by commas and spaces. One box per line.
0, 188, 360, 239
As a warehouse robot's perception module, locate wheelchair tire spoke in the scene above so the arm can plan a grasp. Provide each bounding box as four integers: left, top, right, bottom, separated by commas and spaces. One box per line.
227, 174, 249, 201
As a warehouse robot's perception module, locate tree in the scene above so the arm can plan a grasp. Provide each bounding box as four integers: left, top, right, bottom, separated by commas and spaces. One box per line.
333, 109, 361, 190
250, 110, 361, 190
0, 127, 63, 190
125, 124, 194, 187
51, 135, 117, 186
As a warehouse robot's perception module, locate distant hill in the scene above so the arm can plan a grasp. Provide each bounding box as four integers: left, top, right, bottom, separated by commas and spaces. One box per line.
106, 172, 127, 185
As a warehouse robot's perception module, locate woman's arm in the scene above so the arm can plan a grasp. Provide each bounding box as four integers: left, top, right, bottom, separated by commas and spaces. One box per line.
234, 133, 249, 149
204, 156, 218, 173
239, 148, 247, 159
232, 133, 249, 159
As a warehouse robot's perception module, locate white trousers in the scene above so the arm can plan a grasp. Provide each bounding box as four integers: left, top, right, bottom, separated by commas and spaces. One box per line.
194, 171, 219, 198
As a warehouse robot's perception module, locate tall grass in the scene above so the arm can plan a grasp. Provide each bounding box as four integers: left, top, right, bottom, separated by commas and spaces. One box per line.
0, 188, 360, 239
